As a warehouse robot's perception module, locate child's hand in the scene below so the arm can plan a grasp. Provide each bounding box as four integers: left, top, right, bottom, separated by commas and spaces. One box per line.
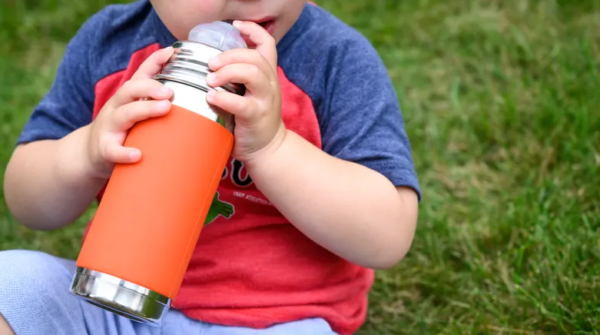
86, 47, 174, 178
205, 21, 285, 164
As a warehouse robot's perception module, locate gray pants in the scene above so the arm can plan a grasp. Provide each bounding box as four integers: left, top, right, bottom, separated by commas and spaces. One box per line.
0, 250, 337, 335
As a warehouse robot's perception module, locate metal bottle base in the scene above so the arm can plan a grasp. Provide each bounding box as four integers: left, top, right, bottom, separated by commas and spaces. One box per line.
70, 267, 171, 326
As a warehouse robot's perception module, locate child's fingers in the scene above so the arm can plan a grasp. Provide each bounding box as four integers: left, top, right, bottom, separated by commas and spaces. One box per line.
130, 46, 174, 81
206, 63, 271, 96
110, 79, 172, 108
102, 142, 142, 164
232, 21, 277, 69
208, 49, 272, 77
206, 89, 257, 120
110, 100, 172, 131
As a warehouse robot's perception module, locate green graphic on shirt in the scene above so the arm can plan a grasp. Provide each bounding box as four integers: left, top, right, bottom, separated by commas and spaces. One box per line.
204, 191, 234, 224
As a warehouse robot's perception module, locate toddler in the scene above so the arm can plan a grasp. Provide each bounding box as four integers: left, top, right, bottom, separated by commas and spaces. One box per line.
0, 0, 420, 334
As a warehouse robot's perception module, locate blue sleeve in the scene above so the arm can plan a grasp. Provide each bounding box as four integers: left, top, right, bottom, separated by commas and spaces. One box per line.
320, 36, 421, 199
16, 20, 96, 144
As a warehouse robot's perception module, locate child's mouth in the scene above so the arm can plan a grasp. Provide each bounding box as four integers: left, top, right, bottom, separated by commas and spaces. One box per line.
231, 18, 276, 47
257, 20, 275, 31
235, 18, 276, 35
222, 18, 275, 33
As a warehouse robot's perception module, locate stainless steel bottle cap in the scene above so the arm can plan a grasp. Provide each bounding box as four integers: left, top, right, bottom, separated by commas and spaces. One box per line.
71, 267, 170, 326
155, 40, 245, 96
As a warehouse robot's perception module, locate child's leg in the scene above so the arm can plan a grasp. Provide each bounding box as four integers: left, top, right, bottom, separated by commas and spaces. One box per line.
0, 250, 338, 335
201, 317, 339, 335
0, 249, 159, 335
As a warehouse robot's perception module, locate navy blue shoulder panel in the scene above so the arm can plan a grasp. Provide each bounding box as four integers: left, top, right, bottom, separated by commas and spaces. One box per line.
85, 0, 175, 84
16, 0, 174, 144
277, 4, 421, 197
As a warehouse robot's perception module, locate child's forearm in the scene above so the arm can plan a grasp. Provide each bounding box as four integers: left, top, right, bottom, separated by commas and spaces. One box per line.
4, 125, 106, 230
246, 130, 419, 270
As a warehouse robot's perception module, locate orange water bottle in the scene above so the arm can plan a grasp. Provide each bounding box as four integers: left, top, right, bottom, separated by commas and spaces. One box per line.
70, 21, 246, 326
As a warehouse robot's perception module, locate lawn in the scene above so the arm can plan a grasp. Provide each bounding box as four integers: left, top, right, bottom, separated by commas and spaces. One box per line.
1, 0, 599, 334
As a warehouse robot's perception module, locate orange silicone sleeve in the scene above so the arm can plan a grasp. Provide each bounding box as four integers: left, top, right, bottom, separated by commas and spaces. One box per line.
76, 104, 233, 299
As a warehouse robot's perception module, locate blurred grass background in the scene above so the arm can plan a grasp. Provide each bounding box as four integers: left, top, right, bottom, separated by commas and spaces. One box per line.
1, 0, 599, 334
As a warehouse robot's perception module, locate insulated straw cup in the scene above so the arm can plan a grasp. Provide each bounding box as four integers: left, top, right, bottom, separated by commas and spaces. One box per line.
70, 21, 247, 326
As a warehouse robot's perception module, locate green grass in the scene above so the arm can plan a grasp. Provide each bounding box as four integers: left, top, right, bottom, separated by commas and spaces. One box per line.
1, 0, 599, 334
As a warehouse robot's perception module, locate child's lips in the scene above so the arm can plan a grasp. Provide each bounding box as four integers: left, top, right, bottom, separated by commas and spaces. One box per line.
228, 17, 276, 34
256, 19, 275, 34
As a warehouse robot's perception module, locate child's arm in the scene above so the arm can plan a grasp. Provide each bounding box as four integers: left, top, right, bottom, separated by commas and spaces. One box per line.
207, 21, 419, 270
246, 132, 418, 270
4, 48, 175, 230
4, 127, 106, 230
